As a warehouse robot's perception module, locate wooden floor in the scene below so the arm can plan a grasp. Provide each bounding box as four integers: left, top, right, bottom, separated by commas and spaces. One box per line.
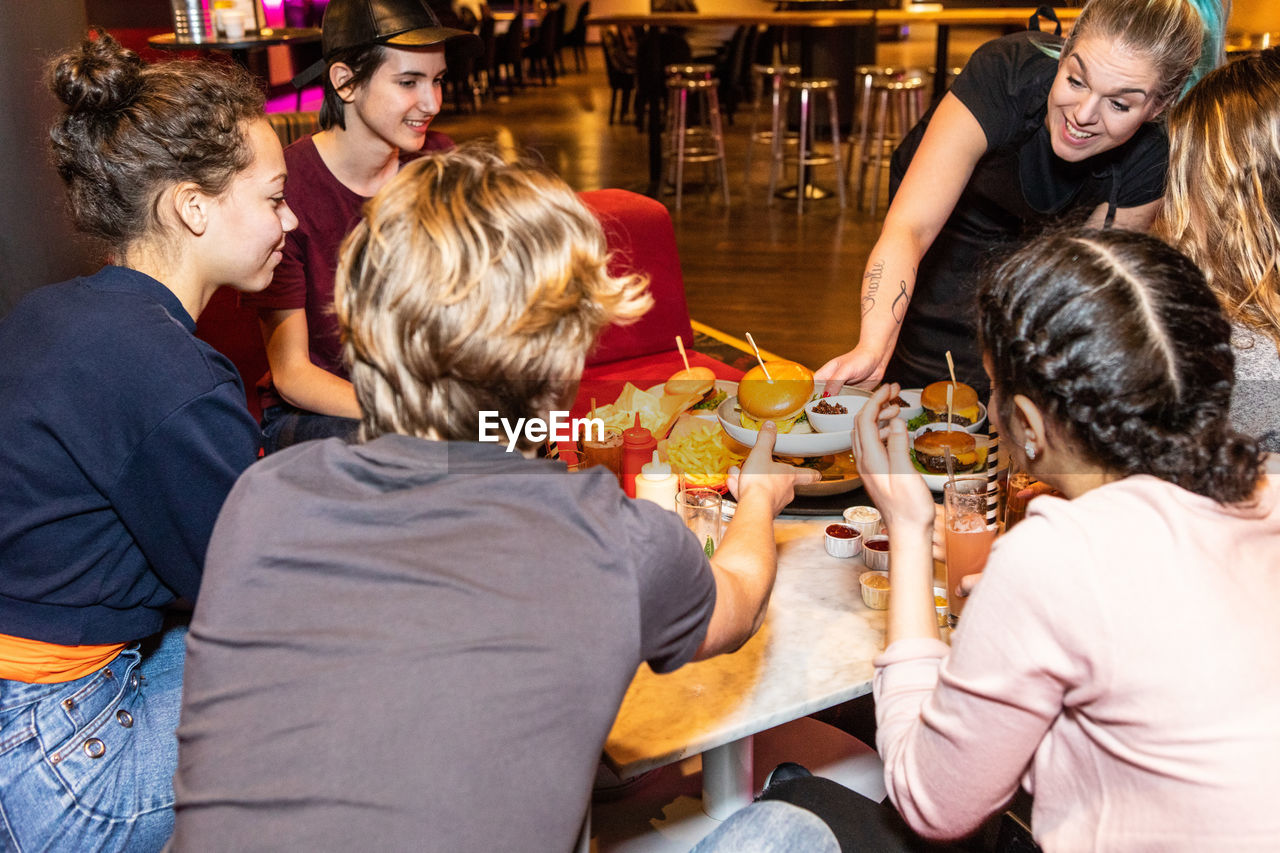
436, 26, 1002, 371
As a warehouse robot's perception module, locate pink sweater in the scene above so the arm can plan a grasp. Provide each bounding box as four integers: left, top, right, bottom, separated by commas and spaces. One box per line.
874, 474, 1280, 851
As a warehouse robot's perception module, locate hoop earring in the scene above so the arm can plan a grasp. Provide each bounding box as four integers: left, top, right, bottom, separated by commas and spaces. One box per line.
1024, 441, 1038, 461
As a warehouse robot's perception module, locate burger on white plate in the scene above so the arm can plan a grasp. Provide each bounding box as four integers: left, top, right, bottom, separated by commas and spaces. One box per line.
664, 366, 726, 411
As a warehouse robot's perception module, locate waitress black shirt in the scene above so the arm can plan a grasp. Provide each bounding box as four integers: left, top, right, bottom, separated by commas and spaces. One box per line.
885, 31, 1169, 394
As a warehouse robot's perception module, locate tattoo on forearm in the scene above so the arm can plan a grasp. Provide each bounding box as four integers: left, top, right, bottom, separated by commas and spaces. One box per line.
891, 278, 909, 324
861, 260, 884, 316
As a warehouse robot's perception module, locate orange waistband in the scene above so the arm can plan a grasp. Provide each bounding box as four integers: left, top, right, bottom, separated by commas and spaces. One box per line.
0, 632, 127, 683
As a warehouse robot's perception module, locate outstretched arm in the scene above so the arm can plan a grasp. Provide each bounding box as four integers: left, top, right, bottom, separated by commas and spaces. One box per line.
692, 421, 820, 659
817, 93, 989, 394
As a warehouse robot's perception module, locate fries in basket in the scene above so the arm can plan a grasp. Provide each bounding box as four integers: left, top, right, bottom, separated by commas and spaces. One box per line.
665, 419, 747, 489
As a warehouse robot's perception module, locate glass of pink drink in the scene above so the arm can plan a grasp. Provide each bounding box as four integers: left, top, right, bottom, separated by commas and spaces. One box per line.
944, 476, 996, 626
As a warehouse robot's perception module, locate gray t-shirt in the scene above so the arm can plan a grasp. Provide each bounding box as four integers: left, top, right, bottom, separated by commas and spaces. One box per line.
171, 435, 715, 852
1230, 323, 1280, 452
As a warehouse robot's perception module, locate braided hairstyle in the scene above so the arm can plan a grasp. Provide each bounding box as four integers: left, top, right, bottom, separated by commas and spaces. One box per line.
47, 29, 264, 255
979, 228, 1263, 504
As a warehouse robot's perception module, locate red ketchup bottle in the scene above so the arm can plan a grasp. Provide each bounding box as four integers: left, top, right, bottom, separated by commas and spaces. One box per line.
621, 413, 657, 499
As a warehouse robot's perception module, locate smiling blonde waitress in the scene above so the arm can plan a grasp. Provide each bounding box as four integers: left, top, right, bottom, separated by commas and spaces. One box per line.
816, 0, 1226, 398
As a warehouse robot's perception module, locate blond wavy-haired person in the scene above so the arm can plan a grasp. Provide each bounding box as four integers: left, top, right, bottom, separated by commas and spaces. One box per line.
335, 147, 651, 445
172, 147, 818, 850
1157, 47, 1280, 451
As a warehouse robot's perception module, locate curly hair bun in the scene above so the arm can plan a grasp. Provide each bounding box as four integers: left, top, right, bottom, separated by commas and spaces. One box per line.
49, 29, 143, 115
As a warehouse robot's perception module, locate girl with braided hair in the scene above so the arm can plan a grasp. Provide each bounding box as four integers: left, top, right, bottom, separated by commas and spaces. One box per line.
697, 228, 1280, 851
853, 228, 1278, 849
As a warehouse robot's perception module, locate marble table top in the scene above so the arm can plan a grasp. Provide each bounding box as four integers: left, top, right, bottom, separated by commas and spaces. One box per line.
603, 518, 888, 780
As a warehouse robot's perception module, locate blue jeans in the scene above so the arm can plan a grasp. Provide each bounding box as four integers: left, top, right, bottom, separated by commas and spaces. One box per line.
0, 623, 188, 852
691, 801, 841, 853
260, 403, 359, 455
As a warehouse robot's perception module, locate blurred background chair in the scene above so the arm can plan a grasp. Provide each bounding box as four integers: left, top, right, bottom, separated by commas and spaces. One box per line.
600, 26, 636, 125
562, 0, 591, 72
524, 2, 563, 86
492, 11, 525, 94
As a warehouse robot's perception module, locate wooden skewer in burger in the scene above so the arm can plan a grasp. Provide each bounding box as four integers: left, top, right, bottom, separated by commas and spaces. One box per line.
735, 334, 815, 434
665, 336, 726, 411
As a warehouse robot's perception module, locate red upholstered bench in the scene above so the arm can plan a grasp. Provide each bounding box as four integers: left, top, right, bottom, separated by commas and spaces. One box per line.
195, 188, 740, 425
573, 189, 742, 420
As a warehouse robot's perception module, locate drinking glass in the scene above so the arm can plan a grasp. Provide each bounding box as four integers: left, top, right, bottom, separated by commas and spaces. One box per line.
677, 487, 722, 557
576, 426, 624, 487
943, 476, 996, 626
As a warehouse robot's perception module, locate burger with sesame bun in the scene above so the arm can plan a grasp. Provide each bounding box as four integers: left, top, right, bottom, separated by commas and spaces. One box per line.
737, 360, 815, 433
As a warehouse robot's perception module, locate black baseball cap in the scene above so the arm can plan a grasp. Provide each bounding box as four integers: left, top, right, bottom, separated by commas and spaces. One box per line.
292, 0, 482, 88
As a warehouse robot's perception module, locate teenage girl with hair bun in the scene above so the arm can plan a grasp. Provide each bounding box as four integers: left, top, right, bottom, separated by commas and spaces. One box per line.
817, 0, 1228, 398
0, 30, 295, 850
695, 228, 1280, 851
1158, 47, 1280, 452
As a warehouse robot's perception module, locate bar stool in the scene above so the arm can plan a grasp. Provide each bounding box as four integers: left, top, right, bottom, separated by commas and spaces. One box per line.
850, 72, 925, 217
744, 63, 800, 186
769, 76, 846, 214
852, 65, 923, 141
663, 64, 730, 212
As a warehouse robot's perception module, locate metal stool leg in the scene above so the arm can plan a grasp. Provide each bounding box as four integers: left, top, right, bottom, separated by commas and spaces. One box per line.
796, 86, 810, 215
708, 88, 731, 206
674, 87, 688, 212
767, 85, 786, 206
744, 71, 763, 183
850, 69, 873, 195
828, 87, 846, 209
869, 86, 888, 218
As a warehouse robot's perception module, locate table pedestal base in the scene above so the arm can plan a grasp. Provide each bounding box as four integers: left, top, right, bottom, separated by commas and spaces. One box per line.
700, 737, 754, 819
591, 716, 884, 852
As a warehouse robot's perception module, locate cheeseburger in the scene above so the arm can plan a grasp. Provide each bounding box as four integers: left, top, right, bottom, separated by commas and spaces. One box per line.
665, 366, 719, 409
921, 380, 980, 427
912, 429, 979, 474
737, 360, 814, 433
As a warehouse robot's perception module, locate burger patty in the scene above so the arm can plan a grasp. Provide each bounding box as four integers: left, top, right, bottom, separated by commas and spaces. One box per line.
917, 450, 973, 474
925, 411, 974, 428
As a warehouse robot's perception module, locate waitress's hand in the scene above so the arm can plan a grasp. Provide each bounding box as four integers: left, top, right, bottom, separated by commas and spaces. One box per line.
727, 420, 821, 517
850, 384, 935, 537
815, 344, 888, 396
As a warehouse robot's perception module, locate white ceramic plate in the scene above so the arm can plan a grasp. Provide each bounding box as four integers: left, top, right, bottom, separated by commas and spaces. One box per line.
792, 451, 862, 496
716, 384, 871, 457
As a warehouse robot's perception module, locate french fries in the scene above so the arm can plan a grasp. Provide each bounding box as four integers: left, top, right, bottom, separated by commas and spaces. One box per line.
667, 425, 746, 488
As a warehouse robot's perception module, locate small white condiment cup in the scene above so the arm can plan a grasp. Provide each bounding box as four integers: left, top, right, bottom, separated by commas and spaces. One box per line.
933, 586, 949, 628
842, 505, 882, 539
823, 523, 863, 558
863, 534, 890, 571
859, 570, 890, 609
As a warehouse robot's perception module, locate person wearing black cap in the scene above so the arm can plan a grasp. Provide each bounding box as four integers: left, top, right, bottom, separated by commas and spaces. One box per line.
241, 0, 480, 454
